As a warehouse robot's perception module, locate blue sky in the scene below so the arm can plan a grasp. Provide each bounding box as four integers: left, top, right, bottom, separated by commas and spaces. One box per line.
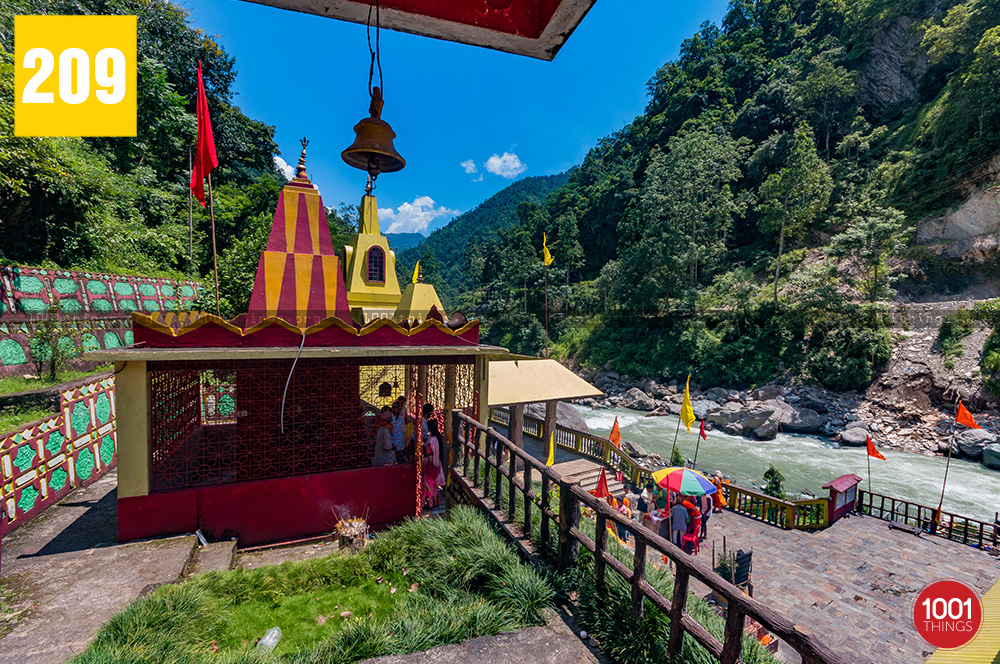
179, 0, 730, 234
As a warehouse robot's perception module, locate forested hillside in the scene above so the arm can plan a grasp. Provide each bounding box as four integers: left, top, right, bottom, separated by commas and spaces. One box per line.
395, 172, 569, 306
0, 0, 285, 288
444, 0, 1000, 392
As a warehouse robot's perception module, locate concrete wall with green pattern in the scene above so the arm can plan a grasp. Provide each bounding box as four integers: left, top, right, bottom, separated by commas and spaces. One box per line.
0, 265, 199, 376
1, 376, 116, 535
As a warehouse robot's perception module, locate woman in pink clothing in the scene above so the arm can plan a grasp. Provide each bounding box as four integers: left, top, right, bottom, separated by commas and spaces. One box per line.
422, 419, 446, 507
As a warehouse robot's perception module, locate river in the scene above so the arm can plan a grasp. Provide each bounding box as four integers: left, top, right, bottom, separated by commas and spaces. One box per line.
575, 406, 1000, 525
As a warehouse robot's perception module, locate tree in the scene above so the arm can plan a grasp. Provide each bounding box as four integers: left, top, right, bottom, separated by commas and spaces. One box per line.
639, 127, 749, 293
757, 123, 832, 306
793, 49, 856, 158
828, 207, 911, 302
762, 464, 786, 500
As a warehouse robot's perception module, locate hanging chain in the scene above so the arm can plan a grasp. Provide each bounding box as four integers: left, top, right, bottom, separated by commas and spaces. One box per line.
367, 0, 383, 97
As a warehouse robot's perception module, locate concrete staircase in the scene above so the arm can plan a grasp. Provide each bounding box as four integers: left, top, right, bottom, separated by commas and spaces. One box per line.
183, 540, 238, 579
551, 458, 625, 498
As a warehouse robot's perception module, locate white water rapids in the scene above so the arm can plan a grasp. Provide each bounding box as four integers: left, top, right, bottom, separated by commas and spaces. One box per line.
576, 406, 1000, 525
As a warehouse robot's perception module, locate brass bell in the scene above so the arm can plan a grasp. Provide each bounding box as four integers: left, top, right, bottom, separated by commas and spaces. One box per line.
342, 87, 405, 178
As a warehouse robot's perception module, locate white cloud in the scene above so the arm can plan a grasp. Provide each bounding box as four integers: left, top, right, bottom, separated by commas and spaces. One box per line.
461, 159, 477, 174
484, 152, 526, 179
274, 155, 294, 180
473, 174, 484, 182
379, 196, 459, 234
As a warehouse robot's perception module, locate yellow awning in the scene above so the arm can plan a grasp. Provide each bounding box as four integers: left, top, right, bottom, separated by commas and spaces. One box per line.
488, 358, 602, 406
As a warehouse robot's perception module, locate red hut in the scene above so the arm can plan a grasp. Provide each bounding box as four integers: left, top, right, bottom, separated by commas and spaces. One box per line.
91, 156, 497, 546
822, 474, 862, 524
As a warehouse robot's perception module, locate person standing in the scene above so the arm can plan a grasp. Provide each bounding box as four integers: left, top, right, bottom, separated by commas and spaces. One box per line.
700, 493, 712, 541
422, 419, 446, 507
670, 496, 688, 548
372, 408, 395, 467
391, 397, 415, 463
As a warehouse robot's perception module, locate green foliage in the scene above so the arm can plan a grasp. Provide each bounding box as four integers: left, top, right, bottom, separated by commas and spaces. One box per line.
670, 445, 684, 467
937, 308, 974, 360
805, 314, 892, 391
762, 464, 786, 500
0, 406, 55, 433
74, 507, 552, 664
28, 305, 80, 381
828, 207, 912, 302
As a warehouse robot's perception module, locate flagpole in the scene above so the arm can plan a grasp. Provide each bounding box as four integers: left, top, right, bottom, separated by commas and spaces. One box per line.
669, 414, 682, 466
188, 148, 194, 277
693, 422, 702, 468
936, 397, 961, 532
544, 262, 549, 344
207, 173, 221, 316
867, 449, 872, 495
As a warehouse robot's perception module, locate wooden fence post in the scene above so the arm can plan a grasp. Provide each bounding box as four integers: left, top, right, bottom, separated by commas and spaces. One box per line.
630, 536, 647, 620
720, 603, 746, 664
482, 432, 490, 496
508, 447, 517, 519
667, 567, 689, 656
494, 435, 503, 506
523, 463, 533, 536
558, 482, 580, 570
541, 474, 551, 553
594, 513, 607, 592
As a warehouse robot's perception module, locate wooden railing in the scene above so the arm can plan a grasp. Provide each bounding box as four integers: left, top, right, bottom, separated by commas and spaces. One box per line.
489, 407, 654, 487
451, 411, 847, 664
722, 484, 796, 529
856, 489, 999, 550
793, 498, 829, 530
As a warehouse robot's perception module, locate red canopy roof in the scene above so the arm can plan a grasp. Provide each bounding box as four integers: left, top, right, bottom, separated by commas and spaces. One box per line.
822, 474, 863, 493
239, 0, 597, 60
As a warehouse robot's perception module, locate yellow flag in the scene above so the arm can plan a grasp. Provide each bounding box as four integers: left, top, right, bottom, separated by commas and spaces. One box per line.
412, 260, 420, 284
542, 233, 553, 266
680, 375, 695, 432
546, 431, 555, 466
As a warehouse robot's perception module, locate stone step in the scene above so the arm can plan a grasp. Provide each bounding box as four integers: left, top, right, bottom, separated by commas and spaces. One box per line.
184, 540, 238, 578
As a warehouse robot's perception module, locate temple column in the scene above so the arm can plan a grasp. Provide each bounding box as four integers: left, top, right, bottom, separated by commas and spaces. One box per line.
510, 403, 525, 471
115, 360, 150, 498
543, 400, 558, 462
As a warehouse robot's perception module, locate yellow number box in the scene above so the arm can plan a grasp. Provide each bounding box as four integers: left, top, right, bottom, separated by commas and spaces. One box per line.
15, 15, 137, 137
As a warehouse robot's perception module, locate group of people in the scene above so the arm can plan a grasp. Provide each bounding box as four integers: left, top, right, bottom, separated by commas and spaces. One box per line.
371, 398, 446, 508
601, 470, 728, 555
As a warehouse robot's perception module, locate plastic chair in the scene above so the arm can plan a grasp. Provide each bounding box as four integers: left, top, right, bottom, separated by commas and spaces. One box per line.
681, 532, 700, 555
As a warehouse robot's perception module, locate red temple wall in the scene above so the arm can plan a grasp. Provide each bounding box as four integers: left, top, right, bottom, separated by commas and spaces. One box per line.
119, 464, 416, 545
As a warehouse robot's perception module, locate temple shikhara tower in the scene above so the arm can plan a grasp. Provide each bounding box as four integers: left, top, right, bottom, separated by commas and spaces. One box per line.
342, 194, 402, 323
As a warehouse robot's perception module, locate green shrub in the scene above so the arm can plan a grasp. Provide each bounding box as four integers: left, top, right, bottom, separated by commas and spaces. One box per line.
805, 318, 891, 391
937, 308, 973, 360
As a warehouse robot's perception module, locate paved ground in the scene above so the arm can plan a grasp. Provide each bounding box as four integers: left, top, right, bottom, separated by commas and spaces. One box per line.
689, 510, 1000, 664
0, 470, 197, 664
359, 606, 602, 664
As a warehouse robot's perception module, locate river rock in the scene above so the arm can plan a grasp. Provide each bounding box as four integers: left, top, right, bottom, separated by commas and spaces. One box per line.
704, 387, 730, 403
845, 420, 869, 431
955, 428, 998, 459
690, 399, 720, 420
753, 385, 781, 401
840, 427, 869, 446
705, 402, 746, 435
622, 440, 648, 458
645, 406, 673, 417
768, 399, 825, 434
801, 399, 829, 414
983, 443, 1000, 470
751, 409, 782, 439
525, 401, 589, 433
623, 387, 657, 411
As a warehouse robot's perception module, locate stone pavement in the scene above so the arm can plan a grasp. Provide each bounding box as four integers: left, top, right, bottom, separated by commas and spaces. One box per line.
0, 470, 197, 664
690, 510, 1000, 664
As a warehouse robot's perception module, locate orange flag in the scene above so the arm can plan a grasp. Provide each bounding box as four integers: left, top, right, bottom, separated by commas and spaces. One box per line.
609, 417, 621, 448
956, 401, 981, 429
591, 467, 611, 499
866, 435, 886, 460
699, 419, 707, 440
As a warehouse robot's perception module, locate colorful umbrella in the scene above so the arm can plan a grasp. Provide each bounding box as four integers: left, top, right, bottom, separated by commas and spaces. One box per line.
652, 467, 717, 496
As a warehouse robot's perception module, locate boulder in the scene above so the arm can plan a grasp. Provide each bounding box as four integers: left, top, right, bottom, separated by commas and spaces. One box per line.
753, 385, 781, 401
690, 399, 720, 420
982, 443, 1000, 471
751, 409, 782, 439
844, 420, 869, 431
525, 401, 589, 433
704, 387, 730, 403
623, 387, 657, 411
622, 440, 648, 458
801, 399, 829, 414
705, 402, 745, 434
956, 428, 998, 459
840, 428, 869, 446
645, 406, 673, 417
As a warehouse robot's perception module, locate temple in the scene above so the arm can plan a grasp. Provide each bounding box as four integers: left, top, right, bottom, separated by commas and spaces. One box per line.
88, 144, 596, 546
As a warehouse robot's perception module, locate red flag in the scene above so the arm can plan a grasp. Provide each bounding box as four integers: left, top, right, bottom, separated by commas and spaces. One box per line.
609, 417, 621, 448
190, 61, 218, 207
956, 401, 981, 429
866, 435, 886, 460
699, 419, 707, 440
591, 467, 611, 499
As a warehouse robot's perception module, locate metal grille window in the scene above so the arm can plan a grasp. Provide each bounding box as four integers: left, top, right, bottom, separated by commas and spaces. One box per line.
367, 247, 385, 282
147, 357, 476, 492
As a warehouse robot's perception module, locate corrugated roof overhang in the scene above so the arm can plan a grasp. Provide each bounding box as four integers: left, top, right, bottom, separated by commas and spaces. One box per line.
488, 358, 602, 406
